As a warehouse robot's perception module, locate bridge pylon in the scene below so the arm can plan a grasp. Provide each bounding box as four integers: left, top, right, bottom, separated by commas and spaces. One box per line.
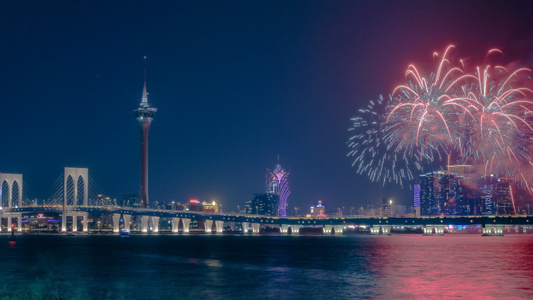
62, 167, 89, 232
0, 173, 23, 232
0, 173, 23, 208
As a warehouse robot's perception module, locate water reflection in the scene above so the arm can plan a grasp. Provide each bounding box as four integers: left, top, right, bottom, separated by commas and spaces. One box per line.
370, 236, 533, 298
0, 234, 532, 299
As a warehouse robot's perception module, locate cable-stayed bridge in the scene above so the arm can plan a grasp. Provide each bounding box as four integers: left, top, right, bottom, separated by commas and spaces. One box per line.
1, 168, 533, 236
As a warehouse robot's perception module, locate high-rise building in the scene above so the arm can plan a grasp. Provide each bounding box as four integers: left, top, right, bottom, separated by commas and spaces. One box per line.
266, 157, 290, 216
134, 66, 157, 208
246, 193, 279, 216
381, 198, 393, 217
419, 170, 468, 216
413, 184, 421, 217
478, 176, 516, 215
420, 171, 439, 215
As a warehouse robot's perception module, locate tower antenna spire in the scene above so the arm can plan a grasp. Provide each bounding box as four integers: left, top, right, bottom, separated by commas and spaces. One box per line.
141, 56, 148, 104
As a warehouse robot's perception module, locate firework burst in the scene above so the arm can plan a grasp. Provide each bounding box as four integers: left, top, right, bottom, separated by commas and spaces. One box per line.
449, 50, 533, 189
385, 45, 471, 162
347, 95, 422, 186
349, 46, 533, 190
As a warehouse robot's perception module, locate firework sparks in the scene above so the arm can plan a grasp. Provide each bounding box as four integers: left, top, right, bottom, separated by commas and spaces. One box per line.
349, 46, 533, 191
347, 95, 421, 186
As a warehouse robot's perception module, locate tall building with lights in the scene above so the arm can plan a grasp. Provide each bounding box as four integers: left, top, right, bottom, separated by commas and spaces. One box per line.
266, 158, 290, 217
478, 176, 516, 215
246, 193, 279, 216
419, 170, 468, 216
134, 68, 157, 208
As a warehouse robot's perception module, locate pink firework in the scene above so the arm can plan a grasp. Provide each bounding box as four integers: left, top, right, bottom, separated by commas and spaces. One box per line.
384, 45, 470, 162
447, 50, 533, 189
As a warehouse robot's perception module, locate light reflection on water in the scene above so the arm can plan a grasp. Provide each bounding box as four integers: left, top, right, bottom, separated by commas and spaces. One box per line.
0, 234, 532, 299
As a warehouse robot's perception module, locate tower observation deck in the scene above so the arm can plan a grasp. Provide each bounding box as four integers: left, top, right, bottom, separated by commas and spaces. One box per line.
134, 70, 157, 208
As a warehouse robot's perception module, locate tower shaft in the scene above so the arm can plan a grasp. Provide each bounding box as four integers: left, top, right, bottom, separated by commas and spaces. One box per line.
140, 118, 152, 208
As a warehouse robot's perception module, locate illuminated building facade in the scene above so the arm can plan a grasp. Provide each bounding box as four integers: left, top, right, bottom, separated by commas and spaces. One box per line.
187, 199, 203, 211
134, 68, 157, 208
308, 200, 327, 217
122, 194, 141, 207
201, 201, 220, 213
478, 176, 516, 215
266, 159, 290, 217
413, 184, 420, 207
381, 198, 393, 217
413, 184, 421, 217
420, 172, 439, 215
246, 193, 279, 216
419, 170, 468, 216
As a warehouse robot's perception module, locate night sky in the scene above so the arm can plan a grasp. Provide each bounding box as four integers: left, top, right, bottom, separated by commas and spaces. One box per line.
1, 1, 533, 212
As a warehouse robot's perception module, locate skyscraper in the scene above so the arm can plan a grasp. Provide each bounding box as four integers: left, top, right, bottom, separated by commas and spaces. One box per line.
134, 67, 157, 208
478, 176, 516, 215
266, 157, 290, 217
419, 170, 468, 216
246, 193, 280, 216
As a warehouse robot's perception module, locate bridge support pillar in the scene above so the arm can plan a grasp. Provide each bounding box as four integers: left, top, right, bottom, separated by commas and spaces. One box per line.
280, 224, 289, 233
7, 217, 12, 232
82, 213, 88, 232
141, 215, 149, 233
171, 217, 180, 233
14, 214, 22, 232
334, 225, 344, 234
291, 225, 300, 234
152, 216, 160, 232
483, 224, 504, 236
204, 219, 213, 233
370, 225, 380, 235
424, 225, 434, 236
324, 225, 334, 234
113, 214, 121, 233
483, 225, 490, 236
434, 225, 445, 236
181, 218, 191, 233
215, 221, 224, 233
72, 216, 78, 232
381, 225, 391, 235
251, 223, 260, 234
242, 222, 249, 234
62, 213, 67, 232
123, 214, 131, 232
494, 225, 504, 236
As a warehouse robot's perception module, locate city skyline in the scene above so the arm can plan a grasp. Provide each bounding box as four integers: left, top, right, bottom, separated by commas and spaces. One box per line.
2, 1, 533, 211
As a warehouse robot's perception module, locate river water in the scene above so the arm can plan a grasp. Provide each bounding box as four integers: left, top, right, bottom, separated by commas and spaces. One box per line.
1, 233, 532, 299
